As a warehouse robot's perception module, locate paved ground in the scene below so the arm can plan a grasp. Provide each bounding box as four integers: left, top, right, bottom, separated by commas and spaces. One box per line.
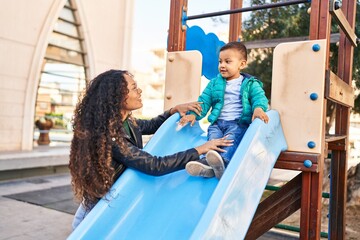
0, 145, 301, 240
0, 174, 301, 240
0, 174, 74, 240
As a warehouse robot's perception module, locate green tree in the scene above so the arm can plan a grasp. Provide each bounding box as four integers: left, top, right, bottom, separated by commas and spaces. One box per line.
242, 0, 310, 99
242, 0, 359, 132
350, 0, 360, 113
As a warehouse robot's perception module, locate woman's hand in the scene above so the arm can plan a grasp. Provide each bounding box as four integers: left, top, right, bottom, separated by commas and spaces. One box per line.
170, 101, 202, 117
179, 114, 196, 126
195, 137, 234, 155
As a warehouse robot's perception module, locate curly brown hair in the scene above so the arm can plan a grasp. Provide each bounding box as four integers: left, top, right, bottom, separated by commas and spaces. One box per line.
69, 69, 130, 210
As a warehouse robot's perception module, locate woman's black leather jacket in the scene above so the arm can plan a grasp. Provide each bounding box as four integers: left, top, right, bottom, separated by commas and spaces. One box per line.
112, 110, 200, 179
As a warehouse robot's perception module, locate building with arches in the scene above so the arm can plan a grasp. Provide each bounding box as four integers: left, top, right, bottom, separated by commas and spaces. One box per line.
0, 0, 134, 151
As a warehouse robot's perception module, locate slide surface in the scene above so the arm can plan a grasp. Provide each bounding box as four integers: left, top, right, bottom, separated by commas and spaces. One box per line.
68, 110, 287, 240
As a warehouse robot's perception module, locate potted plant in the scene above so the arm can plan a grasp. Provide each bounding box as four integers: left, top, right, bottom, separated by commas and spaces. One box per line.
35, 117, 53, 145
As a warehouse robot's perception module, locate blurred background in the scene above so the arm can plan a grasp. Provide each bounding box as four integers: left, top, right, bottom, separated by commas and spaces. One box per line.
0, 0, 359, 239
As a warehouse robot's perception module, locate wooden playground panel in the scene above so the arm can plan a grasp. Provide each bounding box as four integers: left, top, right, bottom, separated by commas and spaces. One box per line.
166, 0, 358, 239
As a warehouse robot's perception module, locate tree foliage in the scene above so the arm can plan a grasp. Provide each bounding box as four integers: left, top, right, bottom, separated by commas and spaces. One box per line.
242, 0, 360, 124
242, 0, 310, 99
352, 0, 360, 112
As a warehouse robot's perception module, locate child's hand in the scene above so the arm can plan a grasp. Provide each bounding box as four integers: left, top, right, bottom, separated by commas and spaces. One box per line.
252, 107, 269, 123
179, 114, 196, 126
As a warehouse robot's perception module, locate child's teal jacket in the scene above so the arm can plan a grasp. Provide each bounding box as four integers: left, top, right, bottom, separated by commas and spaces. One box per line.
192, 73, 269, 125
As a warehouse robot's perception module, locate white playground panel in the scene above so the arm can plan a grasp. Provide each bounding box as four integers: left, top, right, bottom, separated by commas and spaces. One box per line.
164, 50, 202, 110
271, 39, 327, 154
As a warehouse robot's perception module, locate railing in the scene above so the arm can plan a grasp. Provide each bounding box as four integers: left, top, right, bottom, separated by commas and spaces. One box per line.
264, 185, 329, 238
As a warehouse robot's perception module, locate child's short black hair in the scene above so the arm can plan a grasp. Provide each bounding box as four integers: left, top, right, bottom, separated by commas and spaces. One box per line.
220, 41, 247, 61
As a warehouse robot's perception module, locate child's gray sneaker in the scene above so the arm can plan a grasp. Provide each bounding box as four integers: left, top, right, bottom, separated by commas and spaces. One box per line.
206, 150, 225, 179
185, 159, 215, 178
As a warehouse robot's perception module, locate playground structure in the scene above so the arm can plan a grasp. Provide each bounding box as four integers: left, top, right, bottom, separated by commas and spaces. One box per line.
166, 0, 358, 239
68, 110, 287, 239
67, 1, 359, 239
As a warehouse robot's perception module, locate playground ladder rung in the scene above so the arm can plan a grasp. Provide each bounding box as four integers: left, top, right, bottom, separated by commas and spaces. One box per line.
329, 0, 358, 47
325, 134, 347, 143
326, 134, 347, 151
325, 70, 354, 108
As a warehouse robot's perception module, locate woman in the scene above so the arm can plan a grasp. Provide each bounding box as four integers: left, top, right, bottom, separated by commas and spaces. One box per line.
69, 69, 233, 229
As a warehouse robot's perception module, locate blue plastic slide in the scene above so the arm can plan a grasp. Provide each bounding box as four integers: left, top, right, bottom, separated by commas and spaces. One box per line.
68, 110, 287, 240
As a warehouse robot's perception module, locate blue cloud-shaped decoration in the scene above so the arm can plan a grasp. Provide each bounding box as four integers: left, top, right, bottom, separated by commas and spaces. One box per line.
186, 25, 225, 80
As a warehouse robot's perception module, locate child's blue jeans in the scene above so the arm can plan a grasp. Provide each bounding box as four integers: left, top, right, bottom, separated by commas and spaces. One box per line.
207, 119, 248, 164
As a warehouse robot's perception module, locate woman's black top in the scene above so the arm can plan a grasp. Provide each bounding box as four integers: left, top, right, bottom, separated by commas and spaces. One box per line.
112, 110, 199, 180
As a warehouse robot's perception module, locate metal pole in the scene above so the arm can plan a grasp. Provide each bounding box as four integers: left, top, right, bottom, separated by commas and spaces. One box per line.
185, 0, 310, 21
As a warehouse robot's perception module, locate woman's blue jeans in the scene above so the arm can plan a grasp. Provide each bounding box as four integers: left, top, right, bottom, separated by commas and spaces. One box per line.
72, 203, 91, 230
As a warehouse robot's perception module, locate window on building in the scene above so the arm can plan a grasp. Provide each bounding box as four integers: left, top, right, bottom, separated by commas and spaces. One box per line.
34, 0, 88, 146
